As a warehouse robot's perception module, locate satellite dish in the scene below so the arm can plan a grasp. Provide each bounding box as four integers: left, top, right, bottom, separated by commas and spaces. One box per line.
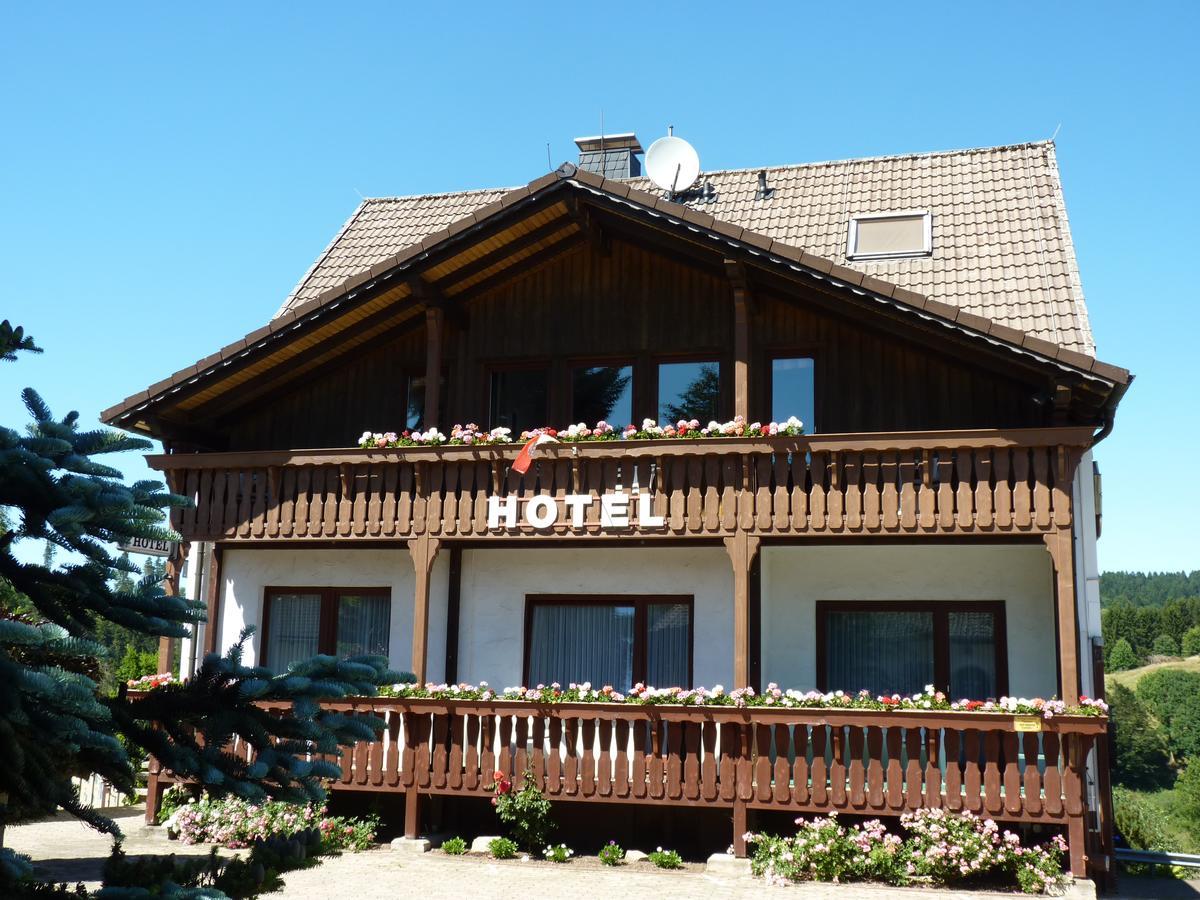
645, 135, 700, 194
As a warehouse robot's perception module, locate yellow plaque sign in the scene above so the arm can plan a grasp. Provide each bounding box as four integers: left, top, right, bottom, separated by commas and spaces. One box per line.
1013, 716, 1043, 733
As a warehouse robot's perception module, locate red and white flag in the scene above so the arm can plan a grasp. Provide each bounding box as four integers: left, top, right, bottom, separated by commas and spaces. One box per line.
512, 432, 557, 474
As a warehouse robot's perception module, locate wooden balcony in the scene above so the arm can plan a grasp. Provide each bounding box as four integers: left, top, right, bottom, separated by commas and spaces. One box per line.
149, 427, 1092, 544
146, 697, 1106, 875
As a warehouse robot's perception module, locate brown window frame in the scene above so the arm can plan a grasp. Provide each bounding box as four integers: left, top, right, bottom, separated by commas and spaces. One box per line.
814, 600, 1009, 697
523, 594, 695, 689
405, 370, 447, 431
260, 586, 391, 668
485, 361, 552, 432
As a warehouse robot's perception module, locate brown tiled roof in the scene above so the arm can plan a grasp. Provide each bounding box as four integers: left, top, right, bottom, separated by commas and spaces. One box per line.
278, 141, 1095, 356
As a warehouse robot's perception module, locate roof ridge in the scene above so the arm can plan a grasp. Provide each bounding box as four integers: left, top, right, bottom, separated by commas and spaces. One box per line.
359, 185, 518, 204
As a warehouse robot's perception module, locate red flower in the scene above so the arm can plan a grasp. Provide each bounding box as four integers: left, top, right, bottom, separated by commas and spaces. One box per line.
880, 696, 898, 706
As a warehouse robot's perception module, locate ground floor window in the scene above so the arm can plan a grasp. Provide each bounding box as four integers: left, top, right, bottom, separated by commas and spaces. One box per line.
815, 601, 1007, 699
524, 595, 692, 692
262, 587, 390, 672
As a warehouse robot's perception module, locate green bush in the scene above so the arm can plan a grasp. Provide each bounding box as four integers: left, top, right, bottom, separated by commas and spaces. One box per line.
491, 771, 554, 852
1153, 634, 1181, 657
488, 837, 518, 859
1113, 787, 1174, 876
1108, 638, 1139, 671
1109, 683, 1171, 788
441, 836, 467, 855
647, 848, 683, 869
542, 843, 573, 863
1182, 626, 1200, 657
598, 840, 625, 866
1177, 762, 1200, 837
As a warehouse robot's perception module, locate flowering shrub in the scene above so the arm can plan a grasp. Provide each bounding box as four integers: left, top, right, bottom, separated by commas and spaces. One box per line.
487, 769, 554, 851
597, 840, 625, 866
746, 810, 1068, 894
543, 843, 573, 863
357, 415, 803, 449
126, 672, 176, 690
377, 680, 1108, 720
163, 794, 377, 852
647, 847, 683, 869
488, 837, 518, 859
441, 836, 467, 855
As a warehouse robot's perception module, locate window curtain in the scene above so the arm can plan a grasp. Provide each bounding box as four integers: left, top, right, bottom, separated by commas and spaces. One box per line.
337, 593, 391, 658
825, 611, 934, 696
528, 604, 635, 692
266, 593, 321, 673
948, 611, 997, 699
646, 603, 690, 688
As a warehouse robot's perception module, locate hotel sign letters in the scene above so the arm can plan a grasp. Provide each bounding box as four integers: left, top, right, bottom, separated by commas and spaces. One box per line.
487, 491, 665, 531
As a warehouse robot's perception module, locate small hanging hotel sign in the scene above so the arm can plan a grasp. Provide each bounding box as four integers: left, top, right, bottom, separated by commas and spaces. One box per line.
487, 491, 665, 531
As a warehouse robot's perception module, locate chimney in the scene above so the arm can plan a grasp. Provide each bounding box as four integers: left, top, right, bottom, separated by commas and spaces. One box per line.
573, 133, 643, 180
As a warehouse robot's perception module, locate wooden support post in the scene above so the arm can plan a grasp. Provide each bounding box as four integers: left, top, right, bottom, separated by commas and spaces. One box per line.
732, 799, 748, 857
158, 541, 189, 675
726, 260, 752, 422
444, 546, 463, 685
724, 532, 761, 689
404, 788, 421, 839
424, 303, 444, 428
202, 546, 223, 655
1044, 528, 1080, 705
408, 537, 442, 684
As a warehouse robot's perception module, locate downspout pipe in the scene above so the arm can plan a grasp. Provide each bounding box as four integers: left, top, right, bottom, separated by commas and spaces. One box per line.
1089, 376, 1133, 447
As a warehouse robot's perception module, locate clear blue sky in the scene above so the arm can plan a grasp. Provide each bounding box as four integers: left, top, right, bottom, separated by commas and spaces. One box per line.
2, 3, 1196, 572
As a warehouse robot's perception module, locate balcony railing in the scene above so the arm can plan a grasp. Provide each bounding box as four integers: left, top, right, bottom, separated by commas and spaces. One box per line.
146, 697, 1105, 874
149, 427, 1091, 543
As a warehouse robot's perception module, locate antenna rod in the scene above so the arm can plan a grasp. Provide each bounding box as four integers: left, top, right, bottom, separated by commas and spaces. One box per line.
546, 142, 552, 170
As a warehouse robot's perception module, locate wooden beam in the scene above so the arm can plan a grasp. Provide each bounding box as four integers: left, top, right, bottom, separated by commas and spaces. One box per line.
193, 302, 419, 421
724, 531, 761, 688
1045, 527, 1080, 704
411, 278, 445, 429
202, 546, 223, 656
453, 233, 586, 303
408, 536, 442, 683
433, 216, 575, 291
726, 259, 752, 422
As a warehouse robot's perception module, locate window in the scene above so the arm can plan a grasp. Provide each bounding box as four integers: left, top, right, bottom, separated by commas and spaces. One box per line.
489, 367, 548, 433
658, 360, 720, 424
816, 601, 1007, 699
262, 587, 391, 672
572, 364, 633, 428
847, 211, 932, 260
406, 375, 446, 430
771, 357, 815, 432
524, 595, 692, 692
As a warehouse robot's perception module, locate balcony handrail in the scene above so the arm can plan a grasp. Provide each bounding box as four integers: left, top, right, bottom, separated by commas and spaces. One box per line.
146, 426, 1096, 470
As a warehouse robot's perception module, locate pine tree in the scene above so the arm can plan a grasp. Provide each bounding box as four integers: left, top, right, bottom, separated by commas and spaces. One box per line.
1183, 626, 1200, 658
0, 321, 399, 866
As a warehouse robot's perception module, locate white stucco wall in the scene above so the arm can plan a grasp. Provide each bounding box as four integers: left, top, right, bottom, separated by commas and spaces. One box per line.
760, 544, 1058, 698
456, 547, 733, 688
216, 547, 449, 680
1073, 449, 1103, 699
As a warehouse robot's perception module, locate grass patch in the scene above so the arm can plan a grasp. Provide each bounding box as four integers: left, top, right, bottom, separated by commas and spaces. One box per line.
1107, 656, 1200, 691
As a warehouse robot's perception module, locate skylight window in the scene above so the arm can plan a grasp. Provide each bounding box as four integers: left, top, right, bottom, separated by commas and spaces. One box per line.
847, 210, 932, 260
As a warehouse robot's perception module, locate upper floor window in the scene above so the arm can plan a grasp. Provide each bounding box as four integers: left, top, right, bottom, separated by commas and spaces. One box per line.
490, 367, 548, 434
658, 360, 720, 424
572, 364, 633, 428
771, 357, 815, 433
263, 587, 391, 673
406, 374, 446, 430
847, 211, 932, 260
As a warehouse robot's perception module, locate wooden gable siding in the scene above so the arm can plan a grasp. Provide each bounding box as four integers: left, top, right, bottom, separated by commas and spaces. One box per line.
218, 238, 1048, 451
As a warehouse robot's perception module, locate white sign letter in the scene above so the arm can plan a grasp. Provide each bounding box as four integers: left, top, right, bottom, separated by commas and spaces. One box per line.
525, 494, 558, 529
487, 494, 517, 529
564, 493, 591, 528
601, 491, 630, 528
638, 492, 665, 527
